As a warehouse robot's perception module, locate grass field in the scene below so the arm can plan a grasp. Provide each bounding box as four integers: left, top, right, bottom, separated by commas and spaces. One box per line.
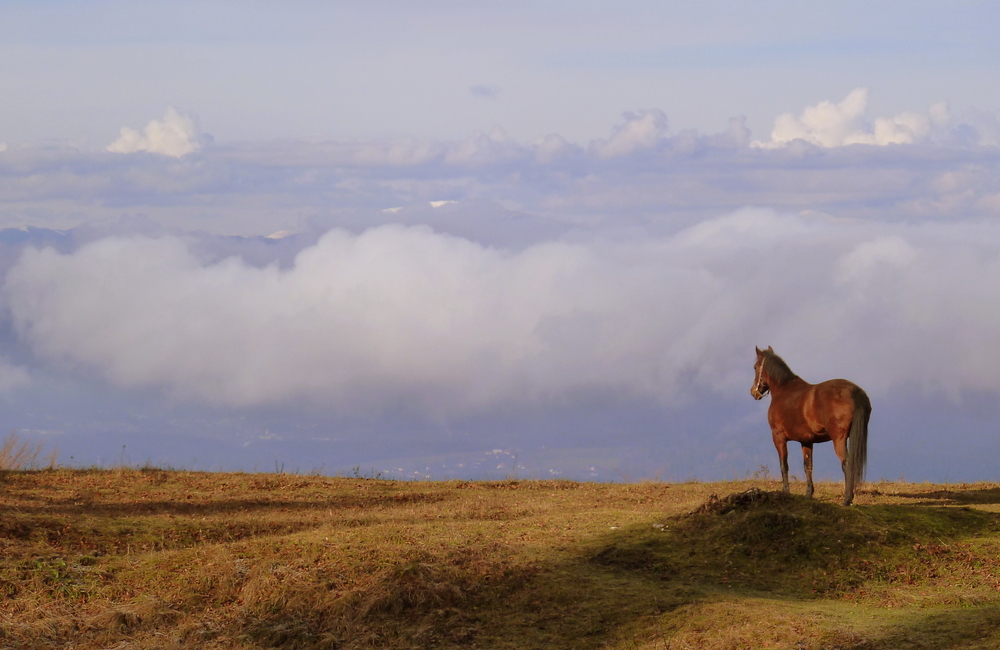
2, 468, 1000, 649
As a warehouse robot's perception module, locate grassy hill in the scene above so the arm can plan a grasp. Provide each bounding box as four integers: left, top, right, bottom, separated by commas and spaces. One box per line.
2, 468, 1000, 649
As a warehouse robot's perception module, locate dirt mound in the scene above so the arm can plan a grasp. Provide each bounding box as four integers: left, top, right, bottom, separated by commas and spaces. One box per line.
692, 488, 794, 515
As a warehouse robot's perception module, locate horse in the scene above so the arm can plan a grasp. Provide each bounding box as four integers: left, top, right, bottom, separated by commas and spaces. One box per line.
751, 346, 871, 506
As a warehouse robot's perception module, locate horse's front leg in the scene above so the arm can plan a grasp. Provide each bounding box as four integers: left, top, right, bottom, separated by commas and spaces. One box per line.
773, 436, 789, 493
801, 443, 814, 498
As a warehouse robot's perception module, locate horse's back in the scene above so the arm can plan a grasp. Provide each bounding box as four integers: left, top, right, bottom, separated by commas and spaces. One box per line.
812, 378, 869, 431
816, 379, 870, 410
814, 378, 862, 401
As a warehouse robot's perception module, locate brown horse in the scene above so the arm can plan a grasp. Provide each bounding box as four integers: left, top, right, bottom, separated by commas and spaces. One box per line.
751, 346, 871, 506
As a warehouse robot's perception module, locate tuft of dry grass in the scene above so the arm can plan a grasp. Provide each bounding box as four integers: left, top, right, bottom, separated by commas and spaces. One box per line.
0, 431, 57, 471
1, 471, 1000, 649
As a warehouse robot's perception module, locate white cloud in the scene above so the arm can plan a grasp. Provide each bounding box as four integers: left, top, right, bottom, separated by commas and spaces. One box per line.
106, 107, 205, 157
869, 112, 931, 145
5, 228, 592, 412
7, 211, 1000, 416
754, 88, 933, 148
531, 133, 579, 163
955, 107, 1000, 146
834, 236, 917, 284
590, 110, 669, 159
770, 87, 869, 147
705, 116, 751, 149
443, 126, 527, 165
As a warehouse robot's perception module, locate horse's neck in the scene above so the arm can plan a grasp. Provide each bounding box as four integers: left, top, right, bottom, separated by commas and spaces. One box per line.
768, 375, 809, 395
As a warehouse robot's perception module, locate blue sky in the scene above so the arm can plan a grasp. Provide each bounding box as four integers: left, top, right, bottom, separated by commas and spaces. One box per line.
1, 2, 999, 482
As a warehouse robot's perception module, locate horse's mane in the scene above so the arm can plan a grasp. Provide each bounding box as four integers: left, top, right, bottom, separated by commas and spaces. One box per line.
762, 351, 798, 385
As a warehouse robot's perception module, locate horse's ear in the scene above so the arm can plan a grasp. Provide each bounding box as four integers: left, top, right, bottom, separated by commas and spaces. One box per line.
755, 346, 762, 355
766, 346, 773, 353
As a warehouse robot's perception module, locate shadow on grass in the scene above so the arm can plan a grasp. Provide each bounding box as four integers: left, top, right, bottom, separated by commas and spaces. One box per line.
1, 490, 450, 555
853, 605, 1000, 650
893, 486, 1000, 506
0, 515, 327, 554
233, 490, 1000, 649
557, 490, 1000, 650
471, 490, 998, 649
7, 491, 447, 518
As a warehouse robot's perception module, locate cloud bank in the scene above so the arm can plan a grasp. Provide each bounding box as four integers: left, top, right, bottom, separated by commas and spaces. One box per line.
3, 92, 998, 240
7, 209, 1000, 418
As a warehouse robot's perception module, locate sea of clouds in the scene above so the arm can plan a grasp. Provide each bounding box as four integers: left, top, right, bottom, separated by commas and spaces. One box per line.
1, 89, 999, 480
8, 209, 1000, 413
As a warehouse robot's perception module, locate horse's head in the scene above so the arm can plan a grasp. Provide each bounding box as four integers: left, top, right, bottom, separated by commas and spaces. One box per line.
751, 346, 773, 400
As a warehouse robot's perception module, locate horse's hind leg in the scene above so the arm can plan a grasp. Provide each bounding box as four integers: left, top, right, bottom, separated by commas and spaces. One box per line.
774, 438, 790, 493
833, 437, 853, 506
801, 443, 814, 498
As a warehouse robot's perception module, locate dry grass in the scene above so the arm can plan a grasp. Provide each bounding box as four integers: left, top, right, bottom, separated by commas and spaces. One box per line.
1, 471, 1000, 649
0, 431, 57, 471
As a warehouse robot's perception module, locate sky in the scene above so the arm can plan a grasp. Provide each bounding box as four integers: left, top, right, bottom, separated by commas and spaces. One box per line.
1, 1, 999, 482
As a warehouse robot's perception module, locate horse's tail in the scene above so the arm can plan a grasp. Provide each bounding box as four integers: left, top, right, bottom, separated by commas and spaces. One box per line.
847, 387, 871, 489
